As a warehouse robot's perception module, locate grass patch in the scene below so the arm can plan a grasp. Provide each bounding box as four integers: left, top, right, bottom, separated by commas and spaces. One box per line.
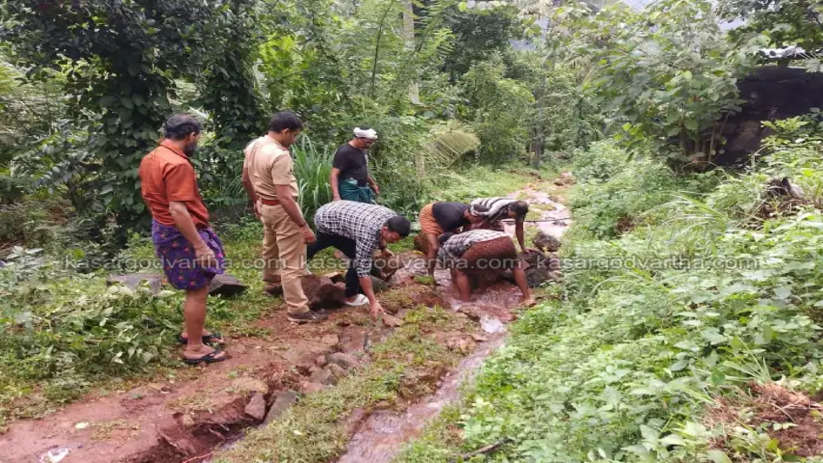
213, 304, 467, 463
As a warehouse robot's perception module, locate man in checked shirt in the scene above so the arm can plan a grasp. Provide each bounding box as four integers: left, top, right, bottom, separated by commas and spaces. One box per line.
308, 200, 411, 318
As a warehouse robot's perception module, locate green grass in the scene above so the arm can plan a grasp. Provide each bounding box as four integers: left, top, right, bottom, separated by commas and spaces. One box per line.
214, 304, 467, 463
428, 164, 553, 203
397, 130, 823, 461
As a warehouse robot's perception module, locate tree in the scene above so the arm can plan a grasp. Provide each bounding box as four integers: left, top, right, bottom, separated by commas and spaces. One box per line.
718, 0, 823, 52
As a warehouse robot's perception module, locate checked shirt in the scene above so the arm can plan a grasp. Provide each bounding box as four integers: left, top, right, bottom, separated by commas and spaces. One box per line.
313, 200, 398, 277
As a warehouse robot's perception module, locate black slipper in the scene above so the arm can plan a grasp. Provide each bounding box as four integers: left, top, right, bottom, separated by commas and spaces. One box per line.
183, 349, 228, 365
178, 331, 224, 345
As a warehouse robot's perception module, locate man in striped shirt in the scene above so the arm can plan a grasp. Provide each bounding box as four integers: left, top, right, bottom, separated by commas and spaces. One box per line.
308, 201, 411, 318
469, 197, 529, 252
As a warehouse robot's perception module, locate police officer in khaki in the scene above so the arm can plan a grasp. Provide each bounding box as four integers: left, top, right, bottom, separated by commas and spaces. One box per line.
242, 111, 327, 323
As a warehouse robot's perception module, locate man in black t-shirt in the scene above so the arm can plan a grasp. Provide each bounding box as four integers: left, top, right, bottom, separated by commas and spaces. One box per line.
330, 127, 379, 203
418, 201, 483, 276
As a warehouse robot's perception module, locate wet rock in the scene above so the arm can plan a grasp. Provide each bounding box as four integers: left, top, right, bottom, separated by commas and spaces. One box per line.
532, 231, 561, 253
480, 315, 505, 334
106, 273, 164, 295
244, 393, 266, 421
327, 363, 347, 381
315, 354, 328, 367
264, 390, 299, 425
329, 352, 358, 370
302, 275, 347, 310
300, 381, 325, 394
209, 273, 248, 297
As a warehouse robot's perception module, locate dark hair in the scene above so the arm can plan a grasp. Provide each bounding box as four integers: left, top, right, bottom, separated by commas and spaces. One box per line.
510, 200, 529, 219
269, 111, 303, 133
385, 215, 411, 237
163, 114, 201, 140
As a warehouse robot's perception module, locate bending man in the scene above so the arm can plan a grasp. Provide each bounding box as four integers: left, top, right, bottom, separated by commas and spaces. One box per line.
438, 229, 534, 306
418, 201, 481, 276
308, 200, 410, 318
469, 197, 529, 252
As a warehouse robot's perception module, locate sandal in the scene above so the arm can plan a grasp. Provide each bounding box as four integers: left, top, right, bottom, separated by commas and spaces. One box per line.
178, 331, 224, 345
183, 348, 228, 365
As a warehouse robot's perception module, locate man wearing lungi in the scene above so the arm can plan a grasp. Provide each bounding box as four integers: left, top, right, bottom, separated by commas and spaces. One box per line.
139, 114, 227, 364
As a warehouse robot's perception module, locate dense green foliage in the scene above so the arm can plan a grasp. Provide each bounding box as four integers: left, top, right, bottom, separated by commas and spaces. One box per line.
398, 118, 823, 462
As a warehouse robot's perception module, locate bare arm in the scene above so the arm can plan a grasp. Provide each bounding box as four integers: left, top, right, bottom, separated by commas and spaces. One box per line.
515, 219, 526, 253
169, 201, 215, 266
425, 233, 439, 276
330, 168, 342, 201
367, 175, 379, 195
358, 275, 382, 318
242, 166, 259, 219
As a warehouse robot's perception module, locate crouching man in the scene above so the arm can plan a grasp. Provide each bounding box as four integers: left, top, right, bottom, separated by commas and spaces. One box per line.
438, 229, 534, 306
308, 201, 410, 318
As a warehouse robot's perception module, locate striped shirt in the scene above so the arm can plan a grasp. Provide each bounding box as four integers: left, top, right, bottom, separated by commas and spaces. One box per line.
313, 200, 398, 277
469, 197, 519, 223
437, 229, 509, 265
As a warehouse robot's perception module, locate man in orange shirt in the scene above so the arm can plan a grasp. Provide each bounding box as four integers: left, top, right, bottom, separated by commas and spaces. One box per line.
139, 114, 228, 364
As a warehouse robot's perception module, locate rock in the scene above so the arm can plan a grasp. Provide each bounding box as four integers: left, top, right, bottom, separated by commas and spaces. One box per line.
370, 276, 389, 293
381, 313, 403, 327
181, 413, 195, 428
327, 363, 347, 380
106, 273, 164, 295
263, 390, 299, 425
300, 381, 325, 394
320, 334, 340, 350
315, 354, 328, 367
209, 273, 248, 297
471, 333, 488, 342
74, 422, 90, 430
446, 336, 475, 354
480, 315, 505, 334
244, 393, 267, 421
310, 367, 336, 386
532, 231, 561, 253
230, 377, 269, 395
328, 352, 358, 370
301, 274, 347, 310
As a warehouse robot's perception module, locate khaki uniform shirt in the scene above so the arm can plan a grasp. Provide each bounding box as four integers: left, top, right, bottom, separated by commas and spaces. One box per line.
244, 136, 299, 201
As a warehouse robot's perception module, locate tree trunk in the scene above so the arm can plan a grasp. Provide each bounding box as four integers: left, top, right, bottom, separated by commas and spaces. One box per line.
402, 0, 420, 105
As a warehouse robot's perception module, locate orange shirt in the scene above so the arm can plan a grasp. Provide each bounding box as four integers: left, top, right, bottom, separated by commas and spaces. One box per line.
138, 140, 210, 228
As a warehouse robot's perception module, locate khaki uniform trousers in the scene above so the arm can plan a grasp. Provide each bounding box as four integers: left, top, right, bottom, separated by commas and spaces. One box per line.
260, 204, 309, 314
